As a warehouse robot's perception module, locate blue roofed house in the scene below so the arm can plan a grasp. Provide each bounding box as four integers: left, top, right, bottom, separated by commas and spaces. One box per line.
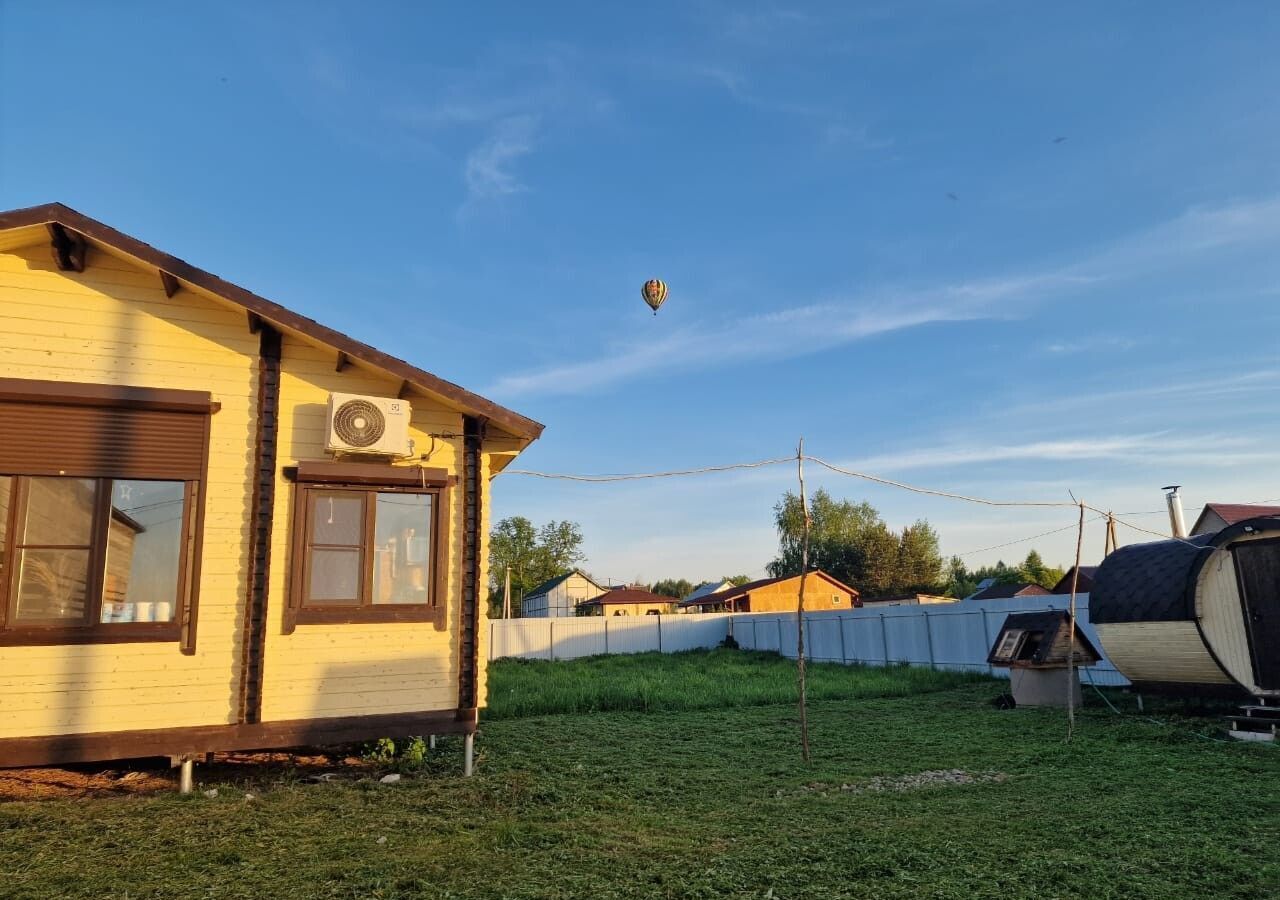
683, 579, 735, 605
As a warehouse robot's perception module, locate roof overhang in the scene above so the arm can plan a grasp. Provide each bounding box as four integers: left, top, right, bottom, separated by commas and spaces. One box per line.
0, 203, 544, 445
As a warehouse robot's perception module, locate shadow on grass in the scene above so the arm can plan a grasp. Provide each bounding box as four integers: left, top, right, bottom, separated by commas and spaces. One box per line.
485, 648, 994, 719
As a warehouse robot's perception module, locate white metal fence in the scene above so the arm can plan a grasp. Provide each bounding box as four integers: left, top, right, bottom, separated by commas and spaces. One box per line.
488, 594, 1129, 686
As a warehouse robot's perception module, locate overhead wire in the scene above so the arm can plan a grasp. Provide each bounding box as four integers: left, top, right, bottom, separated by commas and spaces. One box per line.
500, 449, 1260, 551
800, 455, 1077, 508
499, 455, 795, 483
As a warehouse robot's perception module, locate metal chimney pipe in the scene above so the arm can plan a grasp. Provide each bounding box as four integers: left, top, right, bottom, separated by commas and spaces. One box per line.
1162, 485, 1187, 538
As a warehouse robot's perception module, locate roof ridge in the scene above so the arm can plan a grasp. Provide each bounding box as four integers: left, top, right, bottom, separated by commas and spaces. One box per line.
0, 203, 543, 440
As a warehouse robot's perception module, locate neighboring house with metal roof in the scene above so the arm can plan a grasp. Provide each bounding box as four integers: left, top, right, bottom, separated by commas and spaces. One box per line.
0, 203, 542, 777
1191, 503, 1280, 536
967, 582, 1051, 602
681, 571, 860, 613
520, 570, 608, 618
860, 592, 957, 608
683, 579, 735, 604
1051, 566, 1098, 594
576, 587, 679, 617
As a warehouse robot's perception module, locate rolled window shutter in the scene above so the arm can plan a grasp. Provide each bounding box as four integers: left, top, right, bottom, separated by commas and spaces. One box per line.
0, 402, 208, 480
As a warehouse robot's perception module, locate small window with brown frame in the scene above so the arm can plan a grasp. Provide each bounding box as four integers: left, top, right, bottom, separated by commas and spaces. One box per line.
287, 479, 445, 630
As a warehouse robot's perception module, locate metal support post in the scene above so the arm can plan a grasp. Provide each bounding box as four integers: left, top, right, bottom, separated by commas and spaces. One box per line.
463, 732, 475, 777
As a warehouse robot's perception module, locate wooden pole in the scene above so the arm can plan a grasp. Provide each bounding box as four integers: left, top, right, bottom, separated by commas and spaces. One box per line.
1066, 501, 1085, 741
796, 438, 811, 764
1104, 513, 1118, 557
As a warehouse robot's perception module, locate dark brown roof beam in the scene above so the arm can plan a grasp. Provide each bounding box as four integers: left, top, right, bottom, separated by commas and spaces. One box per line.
47, 223, 87, 272
247, 312, 264, 334
336, 351, 351, 373
159, 270, 181, 298
397, 380, 412, 400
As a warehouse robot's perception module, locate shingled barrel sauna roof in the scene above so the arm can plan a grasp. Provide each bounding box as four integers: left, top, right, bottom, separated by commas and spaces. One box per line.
0, 203, 544, 443
1091, 515, 1280, 624
1090, 532, 1214, 624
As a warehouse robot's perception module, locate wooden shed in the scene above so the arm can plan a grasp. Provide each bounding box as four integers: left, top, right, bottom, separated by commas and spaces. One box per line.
1091, 515, 1280, 698
0, 203, 543, 774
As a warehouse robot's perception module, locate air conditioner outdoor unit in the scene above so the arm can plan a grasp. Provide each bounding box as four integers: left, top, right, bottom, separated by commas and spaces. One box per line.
326, 393, 412, 457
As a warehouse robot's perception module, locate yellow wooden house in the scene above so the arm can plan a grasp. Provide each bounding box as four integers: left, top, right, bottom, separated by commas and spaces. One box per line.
575, 587, 679, 617
0, 203, 543, 777
680, 571, 860, 613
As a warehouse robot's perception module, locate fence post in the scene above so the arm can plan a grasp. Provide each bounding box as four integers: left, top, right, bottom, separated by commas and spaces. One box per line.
838, 616, 847, 664
752, 618, 758, 650
879, 613, 889, 665
548, 620, 555, 662
604, 617, 609, 655
980, 608, 992, 673
657, 614, 664, 653
924, 610, 936, 669
777, 617, 785, 655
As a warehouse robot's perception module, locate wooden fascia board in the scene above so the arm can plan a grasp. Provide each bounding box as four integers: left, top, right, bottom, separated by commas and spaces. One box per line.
0, 203, 544, 442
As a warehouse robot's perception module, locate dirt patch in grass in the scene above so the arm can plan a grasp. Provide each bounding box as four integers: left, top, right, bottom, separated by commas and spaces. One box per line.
0, 751, 376, 802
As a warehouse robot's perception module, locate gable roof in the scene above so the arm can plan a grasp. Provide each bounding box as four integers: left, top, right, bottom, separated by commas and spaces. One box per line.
1050, 566, 1098, 594
680, 570, 859, 607
0, 203, 543, 442
969, 581, 1051, 601
986, 610, 1102, 666
1192, 503, 1280, 535
524, 569, 603, 599
577, 588, 678, 607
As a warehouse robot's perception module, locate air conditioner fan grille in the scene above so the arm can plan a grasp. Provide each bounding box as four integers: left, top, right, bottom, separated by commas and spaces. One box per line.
333, 399, 386, 448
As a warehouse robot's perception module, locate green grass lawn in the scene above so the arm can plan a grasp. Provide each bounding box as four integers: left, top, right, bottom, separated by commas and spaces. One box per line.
2, 650, 1278, 899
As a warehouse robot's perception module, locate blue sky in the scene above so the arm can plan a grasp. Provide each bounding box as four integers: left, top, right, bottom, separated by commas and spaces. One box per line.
3, 3, 1278, 585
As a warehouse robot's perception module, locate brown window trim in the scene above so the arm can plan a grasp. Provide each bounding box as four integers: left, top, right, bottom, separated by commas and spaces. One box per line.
0, 475, 200, 648
287, 460, 453, 488
284, 473, 448, 633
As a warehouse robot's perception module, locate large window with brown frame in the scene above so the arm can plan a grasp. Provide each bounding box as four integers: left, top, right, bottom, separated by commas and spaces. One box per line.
0, 378, 213, 650
288, 482, 443, 628
0, 475, 196, 644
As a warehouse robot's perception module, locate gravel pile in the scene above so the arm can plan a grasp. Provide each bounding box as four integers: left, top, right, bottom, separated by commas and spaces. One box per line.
785, 769, 1008, 798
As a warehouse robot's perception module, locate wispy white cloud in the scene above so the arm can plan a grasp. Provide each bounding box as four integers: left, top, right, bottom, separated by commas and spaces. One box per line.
842, 432, 1275, 475
1010, 367, 1280, 418
489, 194, 1280, 398
1081, 196, 1280, 277
463, 115, 538, 201
1042, 335, 1140, 354
721, 6, 813, 44
487, 271, 1086, 397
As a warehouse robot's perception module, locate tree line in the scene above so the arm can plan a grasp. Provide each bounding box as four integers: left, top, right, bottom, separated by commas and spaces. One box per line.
489, 490, 1068, 615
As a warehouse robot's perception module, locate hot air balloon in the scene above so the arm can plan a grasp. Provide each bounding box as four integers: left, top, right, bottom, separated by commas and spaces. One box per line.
641, 279, 668, 315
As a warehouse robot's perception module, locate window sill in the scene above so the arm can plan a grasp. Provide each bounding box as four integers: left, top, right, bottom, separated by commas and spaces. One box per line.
291, 605, 445, 627
0, 623, 183, 646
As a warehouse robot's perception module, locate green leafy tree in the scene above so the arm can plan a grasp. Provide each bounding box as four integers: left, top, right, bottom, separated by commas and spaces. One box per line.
723, 574, 752, 586
487, 517, 585, 616
767, 490, 944, 595
945, 550, 1066, 597
896, 521, 946, 594
650, 578, 695, 599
